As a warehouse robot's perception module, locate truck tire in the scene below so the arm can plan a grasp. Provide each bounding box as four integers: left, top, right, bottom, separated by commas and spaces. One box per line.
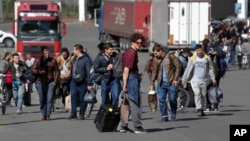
120, 38, 125, 50
119, 38, 123, 49
125, 39, 130, 50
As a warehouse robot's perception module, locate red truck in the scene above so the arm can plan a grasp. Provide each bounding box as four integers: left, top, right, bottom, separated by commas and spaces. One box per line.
98, 0, 210, 51
99, 0, 151, 51
12, 0, 66, 58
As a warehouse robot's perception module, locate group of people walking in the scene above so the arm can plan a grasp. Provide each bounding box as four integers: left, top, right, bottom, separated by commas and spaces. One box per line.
0, 31, 234, 134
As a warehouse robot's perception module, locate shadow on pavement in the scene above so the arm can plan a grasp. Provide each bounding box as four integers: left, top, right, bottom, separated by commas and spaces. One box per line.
0, 116, 67, 126
220, 105, 245, 108
220, 109, 250, 112
175, 117, 207, 121
205, 113, 234, 116
146, 127, 175, 133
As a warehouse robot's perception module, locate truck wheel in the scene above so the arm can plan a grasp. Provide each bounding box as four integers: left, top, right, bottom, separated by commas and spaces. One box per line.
125, 39, 130, 50
120, 38, 125, 50
4, 38, 15, 47
119, 38, 123, 49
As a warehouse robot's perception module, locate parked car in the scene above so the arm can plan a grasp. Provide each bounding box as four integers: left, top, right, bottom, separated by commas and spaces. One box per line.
0, 30, 16, 47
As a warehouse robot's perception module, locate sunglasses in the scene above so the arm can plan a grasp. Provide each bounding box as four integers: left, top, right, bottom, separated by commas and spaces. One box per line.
136, 42, 142, 45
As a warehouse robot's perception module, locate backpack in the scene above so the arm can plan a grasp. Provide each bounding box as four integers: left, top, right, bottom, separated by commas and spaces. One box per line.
219, 58, 227, 78
168, 53, 184, 77
112, 53, 123, 79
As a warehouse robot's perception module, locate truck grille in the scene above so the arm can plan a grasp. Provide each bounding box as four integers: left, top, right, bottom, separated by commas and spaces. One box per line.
23, 46, 54, 54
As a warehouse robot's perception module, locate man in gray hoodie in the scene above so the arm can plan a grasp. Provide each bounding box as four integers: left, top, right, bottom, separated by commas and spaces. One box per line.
182, 44, 216, 117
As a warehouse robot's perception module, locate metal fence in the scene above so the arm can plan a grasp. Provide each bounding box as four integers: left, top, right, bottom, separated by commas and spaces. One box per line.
0, 0, 79, 23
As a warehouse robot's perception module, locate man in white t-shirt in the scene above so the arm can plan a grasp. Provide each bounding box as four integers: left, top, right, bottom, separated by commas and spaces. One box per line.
182, 45, 216, 117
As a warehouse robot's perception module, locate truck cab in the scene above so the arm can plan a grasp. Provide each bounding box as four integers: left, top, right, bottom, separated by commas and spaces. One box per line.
12, 1, 66, 59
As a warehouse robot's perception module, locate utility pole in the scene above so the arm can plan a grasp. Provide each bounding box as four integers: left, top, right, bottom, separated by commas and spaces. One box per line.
79, 0, 85, 21
0, 0, 3, 22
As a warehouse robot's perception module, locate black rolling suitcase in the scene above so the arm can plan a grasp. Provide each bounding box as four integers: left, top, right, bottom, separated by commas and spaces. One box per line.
94, 104, 120, 132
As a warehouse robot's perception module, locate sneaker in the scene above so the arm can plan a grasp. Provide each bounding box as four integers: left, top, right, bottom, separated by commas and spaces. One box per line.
67, 114, 77, 120
17, 109, 22, 114
170, 114, 176, 121
203, 108, 210, 113
78, 115, 85, 120
11, 102, 16, 107
211, 107, 219, 112
120, 126, 134, 133
134, 126, 147, 134
46, 115, 51, 121
160, 117, 169, 122
197, 109, 206, 117
22, 104, 26, 108
41, 116, 47, 121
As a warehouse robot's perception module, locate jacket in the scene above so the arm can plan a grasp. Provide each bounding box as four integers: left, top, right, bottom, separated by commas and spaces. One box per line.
182, 54, 215, 83
235, 44, 247, 56
144, 59, 154, 73
71, 54, 92, 85
150, 53, 182, 85
31, 56, 59, 83
56, 55, 72, 78
93, 53, 115, 83
0, 59, 10, 74
10, 61, 28, 82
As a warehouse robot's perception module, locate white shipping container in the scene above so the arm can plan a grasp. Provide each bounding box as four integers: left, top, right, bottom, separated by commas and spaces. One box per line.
169, 2, 210, 47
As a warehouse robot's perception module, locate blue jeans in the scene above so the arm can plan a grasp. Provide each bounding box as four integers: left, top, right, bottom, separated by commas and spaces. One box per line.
35, 81, 55, 116
100, 78, 120, 107
70, 81, 87, 116
230, 51, 236, 65
12, 81, 25, 110
157, 81, 177, 119
126, 74, 142, 127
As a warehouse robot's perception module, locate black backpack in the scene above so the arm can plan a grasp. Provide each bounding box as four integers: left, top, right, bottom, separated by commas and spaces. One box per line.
112, 53, 123, 79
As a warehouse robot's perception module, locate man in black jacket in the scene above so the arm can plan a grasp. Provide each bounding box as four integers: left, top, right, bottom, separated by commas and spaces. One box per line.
206, 39, 226, 112
67, 44, 92, 120
93, 43, 120, 107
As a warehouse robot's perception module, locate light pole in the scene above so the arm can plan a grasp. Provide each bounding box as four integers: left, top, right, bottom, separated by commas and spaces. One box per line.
0, 0, 3, 22
79, 0, 86, 21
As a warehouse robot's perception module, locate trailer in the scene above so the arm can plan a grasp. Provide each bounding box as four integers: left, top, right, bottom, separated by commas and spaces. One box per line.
98, 0, 211, 51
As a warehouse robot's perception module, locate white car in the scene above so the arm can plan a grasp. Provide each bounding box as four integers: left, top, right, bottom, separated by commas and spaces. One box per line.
0, 30, 16, 47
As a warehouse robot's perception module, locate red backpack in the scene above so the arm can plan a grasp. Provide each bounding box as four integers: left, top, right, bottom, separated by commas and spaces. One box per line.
5, 70, 12, 84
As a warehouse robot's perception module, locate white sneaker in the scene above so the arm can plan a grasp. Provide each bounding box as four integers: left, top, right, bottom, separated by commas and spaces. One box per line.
203, 108, 210, 113
11, 102, 16, 107
22, 104, 26, 108
17, 109, 22, 114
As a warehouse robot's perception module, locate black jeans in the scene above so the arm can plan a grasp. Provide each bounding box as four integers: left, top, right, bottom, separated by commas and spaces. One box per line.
237, 55, 243, 69
61, 83, 70, 105
5, 83, 13, 105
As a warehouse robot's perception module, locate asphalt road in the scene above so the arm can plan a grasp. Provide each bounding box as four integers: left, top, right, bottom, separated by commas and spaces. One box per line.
0, 22, 250, 141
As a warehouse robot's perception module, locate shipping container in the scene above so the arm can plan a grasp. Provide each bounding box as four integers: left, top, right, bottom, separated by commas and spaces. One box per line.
98, 0, 211, 51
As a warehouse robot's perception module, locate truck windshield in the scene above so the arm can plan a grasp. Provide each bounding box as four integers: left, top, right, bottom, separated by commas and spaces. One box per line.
19, 20, 59, 36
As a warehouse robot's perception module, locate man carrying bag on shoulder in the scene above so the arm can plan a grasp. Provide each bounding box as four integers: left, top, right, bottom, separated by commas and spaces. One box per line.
67, 44, 92, 120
